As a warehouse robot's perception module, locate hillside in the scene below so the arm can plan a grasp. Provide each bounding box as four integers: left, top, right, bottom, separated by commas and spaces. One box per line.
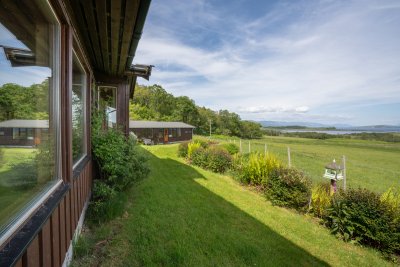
130, 84, 263, 138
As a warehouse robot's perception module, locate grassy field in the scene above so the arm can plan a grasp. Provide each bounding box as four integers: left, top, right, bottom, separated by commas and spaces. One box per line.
0, 147, 41, 229
214, 135, 400, 193
72, 144, 394, 266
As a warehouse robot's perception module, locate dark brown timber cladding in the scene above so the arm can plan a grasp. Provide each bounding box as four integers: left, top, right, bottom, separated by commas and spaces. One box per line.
0, 161, 93, 267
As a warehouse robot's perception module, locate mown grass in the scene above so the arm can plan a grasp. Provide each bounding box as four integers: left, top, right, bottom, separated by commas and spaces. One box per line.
72, 144, 394, 267
0, 147, 39, 228
215, 135, 400, 193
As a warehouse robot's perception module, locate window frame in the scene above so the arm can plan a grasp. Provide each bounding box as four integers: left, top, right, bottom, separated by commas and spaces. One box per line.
71, 49, 88, 169
0, 1, 63, 246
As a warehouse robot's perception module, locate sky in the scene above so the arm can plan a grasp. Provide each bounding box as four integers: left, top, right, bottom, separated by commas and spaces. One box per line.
134, 0, 400, 126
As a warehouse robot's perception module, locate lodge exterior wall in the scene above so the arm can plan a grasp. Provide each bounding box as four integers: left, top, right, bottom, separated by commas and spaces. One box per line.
131, 127, 193, 144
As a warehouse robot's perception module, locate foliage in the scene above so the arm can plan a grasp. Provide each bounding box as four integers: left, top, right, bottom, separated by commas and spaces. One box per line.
0, 81, 49, 121
129, 84, 263, 138
265, 167, 312, 210
221, 143, 239, 155
187, 142, 201, 159
310, 183, 332, 217
177, 141, 189, 158
381, 186, 400, 217
90, 112, 149, 222
192, 136, 211, 148
324, 188, 400, 257
233, 152, 281, 186
191, 146, 232, 173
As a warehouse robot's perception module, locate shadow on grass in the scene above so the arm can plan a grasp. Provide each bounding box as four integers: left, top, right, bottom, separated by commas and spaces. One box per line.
116, 147, 330, 266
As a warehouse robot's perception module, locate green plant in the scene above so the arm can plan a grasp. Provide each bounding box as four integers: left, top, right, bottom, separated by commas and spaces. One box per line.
191, 146, 232, 173
265, 167, 312, 210
221, 143, 239, 155
310, 183, 332, 217
191, 147, 208, 168
325, 200, 356, 242
381, 186, 400, 218
90, 111, 149, 222
324, 188, 400, 257
187, 141, 201, 159
206, 146, 232, 173
234, 153, 281, 186
178, 141, 189, 158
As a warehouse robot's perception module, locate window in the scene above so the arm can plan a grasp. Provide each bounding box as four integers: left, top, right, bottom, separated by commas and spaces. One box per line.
97, 86, 117, 128
0, 1, 61, 244
177, 128, 181, 137
13, 128, 27, 140
72, 52, 87, 165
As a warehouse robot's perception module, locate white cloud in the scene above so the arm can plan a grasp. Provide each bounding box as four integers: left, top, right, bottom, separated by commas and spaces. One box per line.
134, 0, 400, 124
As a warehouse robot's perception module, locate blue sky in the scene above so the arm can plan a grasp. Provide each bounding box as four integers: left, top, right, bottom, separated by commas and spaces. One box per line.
134, 0, 400, 126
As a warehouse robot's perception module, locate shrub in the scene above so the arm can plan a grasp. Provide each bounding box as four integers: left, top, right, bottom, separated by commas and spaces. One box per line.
221, 143, 239, 155
324, 188, 400, 256
206, 146, 232, 173
233, 153, 281, 186
192, 136, 211, 148
191, 147, 208, 168
310, 183, 332, 217
187, 142, 201, 159
178, 141, 189, 158
381, 186, 400, 218
265, 167, 312, 210
190, 145, 232, 173
90, 112, 149, 221
92, 129, 148, 191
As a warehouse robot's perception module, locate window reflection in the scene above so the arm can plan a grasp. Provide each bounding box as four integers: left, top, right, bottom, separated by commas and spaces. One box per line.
72, 53, 86, 165
0, 0, 60, 238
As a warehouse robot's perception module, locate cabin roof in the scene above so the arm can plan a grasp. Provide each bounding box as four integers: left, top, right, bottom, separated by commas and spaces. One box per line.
0, 120, 48, 128
67, 0, 151, 77
130, 121, 195, 129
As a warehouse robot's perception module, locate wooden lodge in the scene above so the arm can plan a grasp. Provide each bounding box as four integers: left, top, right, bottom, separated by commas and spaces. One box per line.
0, 0, 152, 266
0, 120, 49, 147
130, 121, 195, 144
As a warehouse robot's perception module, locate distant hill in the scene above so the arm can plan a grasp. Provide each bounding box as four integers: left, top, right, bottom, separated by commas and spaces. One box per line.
259, 121, 400, 132
258, 121, 347, 128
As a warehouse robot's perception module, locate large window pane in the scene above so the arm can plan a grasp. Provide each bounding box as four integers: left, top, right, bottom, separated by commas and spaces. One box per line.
72, 53, 86, 165
0, 0, 60, 240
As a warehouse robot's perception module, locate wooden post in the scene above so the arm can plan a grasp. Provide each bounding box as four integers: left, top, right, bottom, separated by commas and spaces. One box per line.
287, 147, 291, 167
239, 139, 242, 153
248, 141, 251, 153
342, 155, 346, 191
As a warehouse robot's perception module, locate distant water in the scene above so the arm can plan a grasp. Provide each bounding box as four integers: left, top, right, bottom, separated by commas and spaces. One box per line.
282, 129, 400, 135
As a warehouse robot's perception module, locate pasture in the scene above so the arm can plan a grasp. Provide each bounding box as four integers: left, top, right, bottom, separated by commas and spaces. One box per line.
214, 135, 400, 193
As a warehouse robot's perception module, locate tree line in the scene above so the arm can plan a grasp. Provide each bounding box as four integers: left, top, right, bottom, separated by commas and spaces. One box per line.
0, 81, 49, 121
130, 84, 263, 139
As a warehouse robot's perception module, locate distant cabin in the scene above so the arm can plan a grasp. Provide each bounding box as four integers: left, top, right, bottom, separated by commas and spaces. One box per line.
0, 119, 49, 146
130, 121, 195, 144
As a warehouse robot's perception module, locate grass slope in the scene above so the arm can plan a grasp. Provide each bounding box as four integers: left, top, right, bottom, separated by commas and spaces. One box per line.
88, 144, 393, 267
217, 136, 400, 193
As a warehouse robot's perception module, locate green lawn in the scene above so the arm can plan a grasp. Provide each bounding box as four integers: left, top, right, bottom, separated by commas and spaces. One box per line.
73, 144, 394, 266
0, 147, 42, 229
216, 136, 400, 193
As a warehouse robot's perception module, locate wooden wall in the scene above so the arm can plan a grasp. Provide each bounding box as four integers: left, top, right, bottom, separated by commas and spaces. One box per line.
11, 161, 92, 267
131, 128, 194, 144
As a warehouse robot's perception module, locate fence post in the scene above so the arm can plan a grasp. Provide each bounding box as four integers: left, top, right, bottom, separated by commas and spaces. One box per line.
287, 147, 291, 167
248, 141, 251, 153
264, 144, 267, 155
240, 139, 242, 153
342, 155, 346, 191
